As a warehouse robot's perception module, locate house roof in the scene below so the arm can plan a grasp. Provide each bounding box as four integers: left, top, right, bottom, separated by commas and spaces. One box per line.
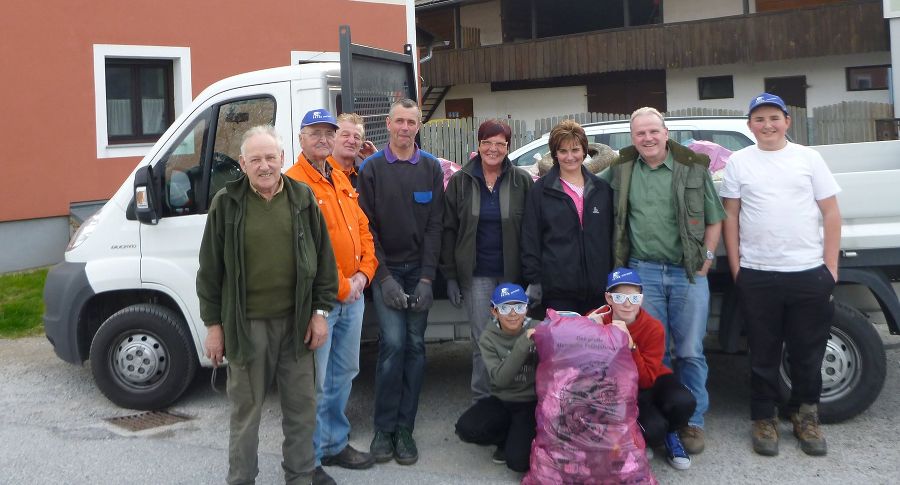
415, 0, 483, 10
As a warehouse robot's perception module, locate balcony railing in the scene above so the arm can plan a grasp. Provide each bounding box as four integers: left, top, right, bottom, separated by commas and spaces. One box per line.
420, 0, 888, 86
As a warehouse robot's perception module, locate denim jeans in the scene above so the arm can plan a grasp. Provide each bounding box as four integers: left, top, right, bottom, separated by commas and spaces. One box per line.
629, 258, 710, 428
372, 263, 430, 432
314, 297, 364, 463
461, 276, 500, 402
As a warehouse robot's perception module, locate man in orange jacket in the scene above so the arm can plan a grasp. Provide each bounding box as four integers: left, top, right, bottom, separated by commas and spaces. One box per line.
286, 108, 378, 484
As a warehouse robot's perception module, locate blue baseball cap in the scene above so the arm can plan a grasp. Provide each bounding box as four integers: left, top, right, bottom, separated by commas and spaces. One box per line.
748, 93, 788, 117
491, 283, 528, 305
300, 108, 339, 129
606, 267, 642, 291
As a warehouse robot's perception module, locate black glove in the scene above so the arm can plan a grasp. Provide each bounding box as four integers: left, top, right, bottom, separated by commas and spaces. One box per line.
410, 280, 434, 312
446, 279, 462, 308
380, 276, 407, 310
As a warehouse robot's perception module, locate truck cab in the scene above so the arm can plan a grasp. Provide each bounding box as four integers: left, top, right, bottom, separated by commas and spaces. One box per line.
42, 49, 413, 408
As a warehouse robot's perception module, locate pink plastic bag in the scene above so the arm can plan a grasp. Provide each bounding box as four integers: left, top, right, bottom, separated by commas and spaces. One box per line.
688, 139, 732, 173
522, 310, 657, 485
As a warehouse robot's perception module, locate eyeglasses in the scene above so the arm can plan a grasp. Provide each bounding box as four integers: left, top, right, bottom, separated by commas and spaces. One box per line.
609, 293, 643, 305
302, 130, 336, 139
479, 140, 508, 149
495, 303, 527, 315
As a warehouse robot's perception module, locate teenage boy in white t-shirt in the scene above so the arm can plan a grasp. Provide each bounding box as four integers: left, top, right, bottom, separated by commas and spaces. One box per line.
720, 93, 841, 458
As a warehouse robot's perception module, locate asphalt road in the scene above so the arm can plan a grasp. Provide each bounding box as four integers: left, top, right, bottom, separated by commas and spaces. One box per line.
1, 327, 899, 485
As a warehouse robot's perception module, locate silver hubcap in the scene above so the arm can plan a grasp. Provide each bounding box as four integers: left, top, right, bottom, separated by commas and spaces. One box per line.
780, 327, 860, 403
112, 333, 167, 385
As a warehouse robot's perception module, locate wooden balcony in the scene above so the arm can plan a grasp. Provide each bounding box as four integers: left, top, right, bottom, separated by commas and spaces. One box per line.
420, 0, 888, 86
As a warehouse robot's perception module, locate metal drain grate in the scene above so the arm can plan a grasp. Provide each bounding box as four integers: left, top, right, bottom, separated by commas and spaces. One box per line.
105, 410, 192, 432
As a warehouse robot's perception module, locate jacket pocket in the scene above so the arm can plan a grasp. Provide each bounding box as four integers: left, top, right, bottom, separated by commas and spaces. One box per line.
413, 191, 433, 204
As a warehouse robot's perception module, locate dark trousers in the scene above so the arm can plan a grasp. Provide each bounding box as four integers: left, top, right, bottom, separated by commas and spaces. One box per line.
638, 373, 696, 448
455, 396, 537, 473
736, 265, 835, 420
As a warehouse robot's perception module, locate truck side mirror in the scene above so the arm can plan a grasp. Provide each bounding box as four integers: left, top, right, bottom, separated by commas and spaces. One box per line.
133, 165, 160, 225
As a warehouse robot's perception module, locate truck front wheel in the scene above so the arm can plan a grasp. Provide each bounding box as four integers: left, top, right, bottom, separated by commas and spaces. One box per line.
779, 301, 886, 423
89, 303, 197, 410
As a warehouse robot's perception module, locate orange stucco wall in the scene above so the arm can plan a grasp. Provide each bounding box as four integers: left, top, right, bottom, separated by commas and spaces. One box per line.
0, 0, 407, 222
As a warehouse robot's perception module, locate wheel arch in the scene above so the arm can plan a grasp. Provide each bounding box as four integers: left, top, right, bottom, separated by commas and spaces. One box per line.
77, 289, 189, 362
838, 267, 900, 335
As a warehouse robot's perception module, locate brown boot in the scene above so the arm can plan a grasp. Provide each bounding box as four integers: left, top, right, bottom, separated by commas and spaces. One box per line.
751, 418, 779, 456
679, 425, 705, 454
791, 404, 827, 456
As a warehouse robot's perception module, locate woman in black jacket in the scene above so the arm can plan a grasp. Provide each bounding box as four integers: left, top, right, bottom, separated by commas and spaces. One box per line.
441, 119, 534, 401
521, 120, 614, 317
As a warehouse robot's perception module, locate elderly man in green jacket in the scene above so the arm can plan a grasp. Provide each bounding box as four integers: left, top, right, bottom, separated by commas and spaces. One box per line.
197, 125, 338, 485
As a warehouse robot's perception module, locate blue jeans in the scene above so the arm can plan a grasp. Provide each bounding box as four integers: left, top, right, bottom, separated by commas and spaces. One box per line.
461, 276, 500, 402
314, 297, 364, 463
629, 258, 710, 428
372, 263, 430, 432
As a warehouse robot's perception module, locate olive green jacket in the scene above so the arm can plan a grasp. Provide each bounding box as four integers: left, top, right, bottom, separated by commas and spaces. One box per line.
197, 175, 338, 366
605, 140, 711, 282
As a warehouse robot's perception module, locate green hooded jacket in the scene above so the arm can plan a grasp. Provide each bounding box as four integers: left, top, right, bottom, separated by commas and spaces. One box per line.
197, 175, 338, 366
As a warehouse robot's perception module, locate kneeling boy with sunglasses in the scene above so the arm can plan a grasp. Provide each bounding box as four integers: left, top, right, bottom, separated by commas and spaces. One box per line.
587, 268, 697, 470
455, 283, 538, 473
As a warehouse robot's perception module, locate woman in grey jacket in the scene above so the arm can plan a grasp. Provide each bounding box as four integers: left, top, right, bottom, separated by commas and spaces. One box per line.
440, 119, 534, 402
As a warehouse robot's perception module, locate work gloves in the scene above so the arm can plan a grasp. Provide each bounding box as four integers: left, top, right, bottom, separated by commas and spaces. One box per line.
380, 276, 407, 310
410, 281, 434, 312
446, 279, 463, 308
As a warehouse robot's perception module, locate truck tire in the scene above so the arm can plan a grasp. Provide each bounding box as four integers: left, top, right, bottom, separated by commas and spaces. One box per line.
779, 301, 886, 423
89, 303, 197, 410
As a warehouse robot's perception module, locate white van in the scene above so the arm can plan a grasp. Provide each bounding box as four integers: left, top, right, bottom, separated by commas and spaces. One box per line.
43, 38, 417, 410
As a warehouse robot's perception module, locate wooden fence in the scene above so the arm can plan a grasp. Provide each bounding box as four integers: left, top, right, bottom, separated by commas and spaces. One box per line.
811, 101, 894, 144
420, 102, 894, 161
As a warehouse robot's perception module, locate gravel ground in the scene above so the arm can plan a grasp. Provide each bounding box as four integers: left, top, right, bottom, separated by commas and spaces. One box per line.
1, 327, 899, 485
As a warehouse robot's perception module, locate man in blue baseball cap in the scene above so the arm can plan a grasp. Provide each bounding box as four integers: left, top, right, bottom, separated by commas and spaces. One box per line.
455, 282, 538, 472
721, 93, 841, 457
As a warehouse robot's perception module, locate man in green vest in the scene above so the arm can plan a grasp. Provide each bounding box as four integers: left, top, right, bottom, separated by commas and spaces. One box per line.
600, 107, 725, 456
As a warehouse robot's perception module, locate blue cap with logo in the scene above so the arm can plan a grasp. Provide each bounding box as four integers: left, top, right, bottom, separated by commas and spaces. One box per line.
606, 267, 642, 291
491, 283, 528, 306
300, 108, 339, 129
748, 93, 788, 117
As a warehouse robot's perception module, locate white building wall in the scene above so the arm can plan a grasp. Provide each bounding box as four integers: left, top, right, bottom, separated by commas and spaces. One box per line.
436, 83, 587, 132
459, 1, 502, 45
666, 53, 892, 111
664, 0, 749, 23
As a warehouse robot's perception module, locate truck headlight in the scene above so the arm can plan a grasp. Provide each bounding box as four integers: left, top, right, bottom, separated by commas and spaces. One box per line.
67, 212, 100, 251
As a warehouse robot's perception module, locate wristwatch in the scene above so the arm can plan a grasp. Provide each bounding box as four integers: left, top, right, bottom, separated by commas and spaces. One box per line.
314, 309, 330, 318
705, 248, 715, 261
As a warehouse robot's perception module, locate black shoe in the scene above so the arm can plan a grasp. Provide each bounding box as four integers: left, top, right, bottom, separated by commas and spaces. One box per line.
491, 447, 506, 464
312, 466, 336, 485
370, 430, 394, 463
322, 444, 376, 470
393, 427, 419, 465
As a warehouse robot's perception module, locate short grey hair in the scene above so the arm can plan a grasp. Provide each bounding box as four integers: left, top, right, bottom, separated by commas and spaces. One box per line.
630, 107, 667, 129
240, 125, 283, 155
388, 98, 421, 120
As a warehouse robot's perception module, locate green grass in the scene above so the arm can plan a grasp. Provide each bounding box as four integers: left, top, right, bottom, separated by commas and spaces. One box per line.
0, 268, 48, 338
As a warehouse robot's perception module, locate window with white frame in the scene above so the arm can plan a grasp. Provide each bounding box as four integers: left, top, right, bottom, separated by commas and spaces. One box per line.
93, 45, 191, 158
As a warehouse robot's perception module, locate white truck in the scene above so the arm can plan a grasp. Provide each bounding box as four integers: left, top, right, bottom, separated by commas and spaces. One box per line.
42, 34, 418, 410
43, 60, 899, 421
